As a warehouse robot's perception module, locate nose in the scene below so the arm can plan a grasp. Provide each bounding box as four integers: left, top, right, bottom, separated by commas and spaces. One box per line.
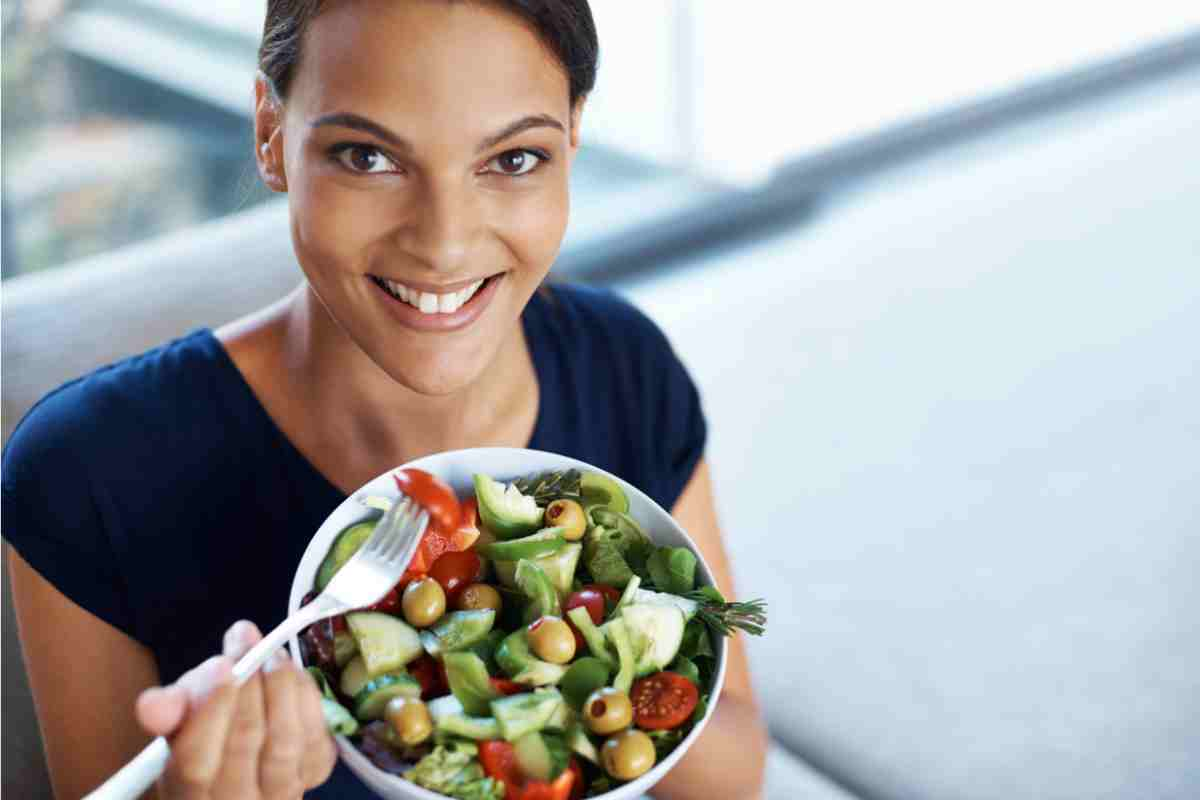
394, 175, 482, 274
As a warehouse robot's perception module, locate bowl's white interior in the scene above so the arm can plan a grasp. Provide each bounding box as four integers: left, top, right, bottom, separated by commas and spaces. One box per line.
288, 447, 728, 800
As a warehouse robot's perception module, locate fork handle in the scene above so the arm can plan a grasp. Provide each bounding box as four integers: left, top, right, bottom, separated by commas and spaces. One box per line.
83, 599, 336, 800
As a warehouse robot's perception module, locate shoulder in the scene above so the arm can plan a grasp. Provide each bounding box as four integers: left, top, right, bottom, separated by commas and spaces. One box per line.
2, 329, 223, 480
536, 281, 676, 363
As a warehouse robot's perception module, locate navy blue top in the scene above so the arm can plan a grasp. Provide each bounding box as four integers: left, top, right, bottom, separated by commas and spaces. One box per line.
1, 282, 706, 797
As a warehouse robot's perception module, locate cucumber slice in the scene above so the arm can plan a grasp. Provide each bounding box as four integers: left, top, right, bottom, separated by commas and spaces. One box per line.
345, 612, 423, 676
315, 514, 380, 591
630, 587, 700, 620
490, 689, 564, 742
339, 655, 371, 698
622, 604, 687, 677
580, 471, 629, 514
474, 474, 543, 540
495, 630, 568, 687
428, 695, 503, 740
479, 528, 566, 562
352, 673, 421, 721
514, 731, 571, 782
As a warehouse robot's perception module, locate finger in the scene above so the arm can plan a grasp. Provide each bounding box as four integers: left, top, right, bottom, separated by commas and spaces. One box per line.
160, 657, 238, 799
213, 626, 268, 797
298, 667, 337, 788
135, 684, 189, 737
176, 654, 236, 712
259, 649, 305, 800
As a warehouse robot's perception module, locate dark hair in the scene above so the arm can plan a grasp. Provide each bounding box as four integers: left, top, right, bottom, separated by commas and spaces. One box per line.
258, 0, 593, 303
259, 0, 597, 107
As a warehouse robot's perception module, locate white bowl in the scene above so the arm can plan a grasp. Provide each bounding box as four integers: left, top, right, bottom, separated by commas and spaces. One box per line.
288, 447, 728, 800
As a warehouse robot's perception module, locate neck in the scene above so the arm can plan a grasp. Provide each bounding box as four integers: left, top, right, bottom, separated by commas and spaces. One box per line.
277, 283, 533, 479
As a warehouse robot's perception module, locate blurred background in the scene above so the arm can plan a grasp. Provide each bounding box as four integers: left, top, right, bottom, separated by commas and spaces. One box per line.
3, 2, 1200, 799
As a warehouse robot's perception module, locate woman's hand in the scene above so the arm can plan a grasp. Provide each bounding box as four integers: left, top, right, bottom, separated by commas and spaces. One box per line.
134, 620, 337, 799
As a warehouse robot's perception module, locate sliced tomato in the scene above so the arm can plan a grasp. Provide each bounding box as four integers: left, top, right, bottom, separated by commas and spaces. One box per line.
450, 497, 481, 551
479, 742, 577, 800
429, 550, 483, 603
489, 677, 526, 696
631, 671, 699, 730
407, 654, 449, 700
479, 741, 522, 798
393, 468, 461, 532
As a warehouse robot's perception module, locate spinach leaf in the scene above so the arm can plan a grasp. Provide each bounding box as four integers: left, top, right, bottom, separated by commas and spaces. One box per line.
646, 546, 697, 594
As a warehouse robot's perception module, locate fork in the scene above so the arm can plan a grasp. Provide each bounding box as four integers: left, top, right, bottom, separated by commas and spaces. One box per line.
84, 493, 429, 800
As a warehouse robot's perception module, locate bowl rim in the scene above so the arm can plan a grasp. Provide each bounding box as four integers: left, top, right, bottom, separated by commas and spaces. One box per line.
288, 446, 729, 800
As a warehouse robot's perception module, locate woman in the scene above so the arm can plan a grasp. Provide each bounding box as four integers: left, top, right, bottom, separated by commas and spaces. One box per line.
3, 1, 768, 798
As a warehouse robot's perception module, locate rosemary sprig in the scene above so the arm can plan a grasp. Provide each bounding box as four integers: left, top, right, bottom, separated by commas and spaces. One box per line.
513, 468, 583, 506
684, 592, 768, 637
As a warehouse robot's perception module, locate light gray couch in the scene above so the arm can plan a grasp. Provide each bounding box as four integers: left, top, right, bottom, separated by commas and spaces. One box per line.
5, 63, 1200, 800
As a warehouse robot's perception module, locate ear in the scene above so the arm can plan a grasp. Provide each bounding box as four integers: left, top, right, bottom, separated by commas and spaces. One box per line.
568, 96, 586, 152
254, 73, 288, 193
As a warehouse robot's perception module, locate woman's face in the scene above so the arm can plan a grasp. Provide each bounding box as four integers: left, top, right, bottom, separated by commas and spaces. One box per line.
257, 0, 581, 395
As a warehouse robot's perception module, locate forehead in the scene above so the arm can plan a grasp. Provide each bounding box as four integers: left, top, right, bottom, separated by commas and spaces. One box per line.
291, 0, 571, 133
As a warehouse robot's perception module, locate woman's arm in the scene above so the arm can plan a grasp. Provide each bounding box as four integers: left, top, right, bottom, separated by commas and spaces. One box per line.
650, 459, 769, 800
8, 544, 164, 799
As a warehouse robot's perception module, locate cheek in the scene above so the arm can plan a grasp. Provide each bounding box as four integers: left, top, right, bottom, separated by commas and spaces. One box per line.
494, 180, 570, 269
290, 171, 390, 277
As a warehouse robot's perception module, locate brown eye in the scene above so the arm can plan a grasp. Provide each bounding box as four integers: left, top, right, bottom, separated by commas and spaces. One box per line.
335, 145, 396, 174
487, 149, 542, 176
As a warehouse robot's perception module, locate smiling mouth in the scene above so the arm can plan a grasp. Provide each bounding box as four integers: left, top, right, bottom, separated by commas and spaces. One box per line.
368, 272, 502, 314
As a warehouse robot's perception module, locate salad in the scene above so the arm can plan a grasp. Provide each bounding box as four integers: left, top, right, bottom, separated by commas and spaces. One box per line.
299, 467, 767, 800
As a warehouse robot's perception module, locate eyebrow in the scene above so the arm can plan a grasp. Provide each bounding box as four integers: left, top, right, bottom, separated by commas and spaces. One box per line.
310, 112, 565, 154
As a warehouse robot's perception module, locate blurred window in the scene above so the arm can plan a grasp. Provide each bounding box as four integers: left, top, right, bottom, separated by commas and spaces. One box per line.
2, 1, 1196, 279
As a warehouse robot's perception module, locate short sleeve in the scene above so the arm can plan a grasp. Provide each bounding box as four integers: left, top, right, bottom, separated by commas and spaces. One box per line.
2, 385, 138, 640
650, 330, 708, 512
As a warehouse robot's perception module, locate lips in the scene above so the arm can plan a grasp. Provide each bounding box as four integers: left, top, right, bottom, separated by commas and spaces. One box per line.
368, 271, 503, 333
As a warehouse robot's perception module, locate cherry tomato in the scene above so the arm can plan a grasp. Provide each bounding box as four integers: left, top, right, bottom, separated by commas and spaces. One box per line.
489, 676, 526, 696
393, 468, 461, 532
586, 584, 622, 612
429, 550, 483, 603
565, 588, 606, 625
407, 654, 449, 700
630, 671, 699, 730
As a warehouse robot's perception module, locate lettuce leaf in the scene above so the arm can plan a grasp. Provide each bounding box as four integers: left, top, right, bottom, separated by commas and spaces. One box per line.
405, 745, 505, 800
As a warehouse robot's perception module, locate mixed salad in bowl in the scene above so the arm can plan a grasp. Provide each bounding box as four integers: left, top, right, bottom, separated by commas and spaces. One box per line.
295, 459, 766, 800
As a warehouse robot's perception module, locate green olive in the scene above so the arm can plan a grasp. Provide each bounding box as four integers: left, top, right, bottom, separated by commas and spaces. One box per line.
527, 616, 576, 664
402, 578, 446, 628
457, 582, 502, 613
544, 499, 587, 542
384, 696, 433, 745
583, 686, 633, 735
601, 728, 656, 780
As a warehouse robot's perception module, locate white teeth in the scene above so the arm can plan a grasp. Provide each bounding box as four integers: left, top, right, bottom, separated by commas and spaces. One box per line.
378, 276, 490, 315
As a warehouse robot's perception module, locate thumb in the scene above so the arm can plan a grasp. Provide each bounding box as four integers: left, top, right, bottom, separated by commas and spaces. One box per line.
134, 684, 189, 737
